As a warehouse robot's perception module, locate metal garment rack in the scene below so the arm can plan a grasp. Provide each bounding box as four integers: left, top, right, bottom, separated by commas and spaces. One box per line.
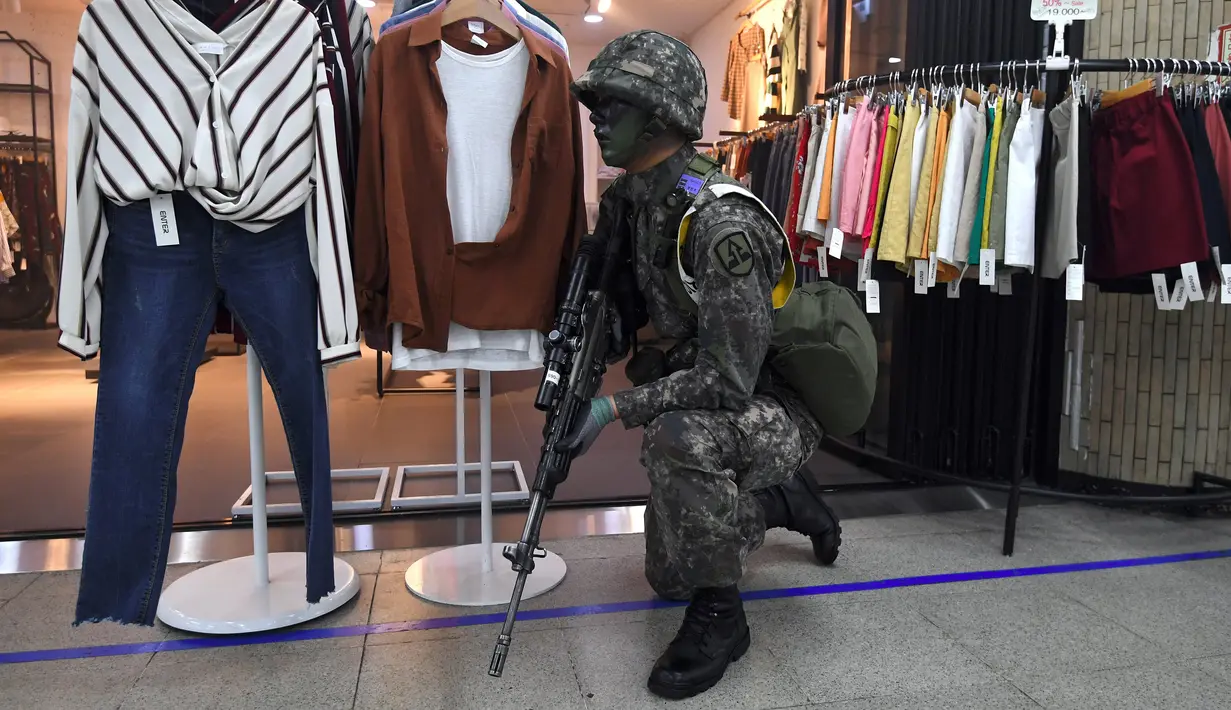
819, 54, 1231, 557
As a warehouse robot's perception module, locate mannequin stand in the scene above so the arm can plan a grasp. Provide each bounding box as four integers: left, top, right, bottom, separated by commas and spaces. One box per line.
401, 369, 567, 607
156, 351, 361, 633
231, 354, 390, 517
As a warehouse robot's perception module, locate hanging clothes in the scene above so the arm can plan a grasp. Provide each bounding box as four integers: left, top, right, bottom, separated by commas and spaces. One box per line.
766, 29, 782, 115
869, 103, 901, 250
1086, 87, 1209, 282
988, 94, 1022, 265
954, 101, 988, 267
1003, 99, 1046, 270
779, 0, 805, 114
722, 23, 768, 129
936, 93, 978, 266
878, 97, 922, 264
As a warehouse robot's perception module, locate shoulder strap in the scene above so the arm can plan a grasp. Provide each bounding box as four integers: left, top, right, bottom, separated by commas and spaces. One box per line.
676, 183, 796, 311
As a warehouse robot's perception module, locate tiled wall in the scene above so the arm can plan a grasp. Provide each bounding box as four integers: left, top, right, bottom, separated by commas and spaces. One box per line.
1059, 0, 1231, 486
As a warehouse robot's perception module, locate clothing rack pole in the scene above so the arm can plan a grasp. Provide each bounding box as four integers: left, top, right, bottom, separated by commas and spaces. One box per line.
154, 351, 361, 634
815, 53, 1231, 557
401, 367, 567, 606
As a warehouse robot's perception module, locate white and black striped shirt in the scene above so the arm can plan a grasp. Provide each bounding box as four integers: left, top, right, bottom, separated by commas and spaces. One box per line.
58, 0, 360, 364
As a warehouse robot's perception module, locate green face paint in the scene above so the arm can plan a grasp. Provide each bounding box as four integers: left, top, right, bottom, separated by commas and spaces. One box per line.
589, 96, 653, 168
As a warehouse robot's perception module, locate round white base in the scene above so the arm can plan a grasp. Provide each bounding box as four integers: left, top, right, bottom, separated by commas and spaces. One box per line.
156, 552, 360, 634
405, 542, 567, 607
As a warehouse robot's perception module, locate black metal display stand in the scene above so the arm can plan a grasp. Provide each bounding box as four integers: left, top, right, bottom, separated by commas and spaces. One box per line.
821, 50, 1231, 556
0, 31, 58, 330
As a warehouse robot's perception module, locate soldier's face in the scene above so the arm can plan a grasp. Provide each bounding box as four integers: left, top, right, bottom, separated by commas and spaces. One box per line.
588, 95, 652, 168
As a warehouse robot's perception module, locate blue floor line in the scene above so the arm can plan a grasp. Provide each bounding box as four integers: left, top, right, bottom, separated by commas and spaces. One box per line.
3, 547, 1229, 665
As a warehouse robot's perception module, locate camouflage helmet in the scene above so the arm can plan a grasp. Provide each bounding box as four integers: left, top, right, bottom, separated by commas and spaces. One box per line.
571, 30, 707, 142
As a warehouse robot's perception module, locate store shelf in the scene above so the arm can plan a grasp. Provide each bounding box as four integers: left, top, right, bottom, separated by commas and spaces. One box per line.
0, 83, 49, 95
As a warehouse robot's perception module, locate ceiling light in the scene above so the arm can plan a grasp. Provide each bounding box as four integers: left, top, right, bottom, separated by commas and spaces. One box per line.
888, 56, 902, 64
597, 0, 612, 11
584, 12, 604, 22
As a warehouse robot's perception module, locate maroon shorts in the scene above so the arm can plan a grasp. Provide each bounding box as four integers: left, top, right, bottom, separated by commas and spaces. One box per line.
1089, 91, 1209, 280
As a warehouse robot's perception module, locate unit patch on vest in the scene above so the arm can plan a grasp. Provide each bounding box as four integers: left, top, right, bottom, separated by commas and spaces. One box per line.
710, 230, 755, 278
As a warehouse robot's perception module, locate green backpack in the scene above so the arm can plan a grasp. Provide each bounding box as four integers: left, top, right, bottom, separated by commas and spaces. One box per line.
664, 153, 879, 437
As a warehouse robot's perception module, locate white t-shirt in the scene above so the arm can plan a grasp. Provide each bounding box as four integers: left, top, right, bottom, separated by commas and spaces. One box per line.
392, 38, 545, 372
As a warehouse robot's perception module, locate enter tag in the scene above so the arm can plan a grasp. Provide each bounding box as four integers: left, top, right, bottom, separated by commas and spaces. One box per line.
150, 193, 179, 247
857, 248, 873, 291
816, 247, 829, 277
829, 229, 845, 258
1223, 265, 1231, 304
1181, 261, 1203, 300
1152, 274, 1170, 310
1170, 279, 1188, 310
865, 279, 881, 313
1065, 263, 1084, 301
979, 249, 996, 286
914, 260, 928, 294
928, 251, 938, 287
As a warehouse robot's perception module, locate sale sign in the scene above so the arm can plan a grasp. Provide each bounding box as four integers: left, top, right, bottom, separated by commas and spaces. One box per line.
1209, 23, 1231, 63
1030, 0, 1098, 21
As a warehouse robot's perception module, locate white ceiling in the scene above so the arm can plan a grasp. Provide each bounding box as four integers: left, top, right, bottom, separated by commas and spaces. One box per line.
366, 0, 734, 48
532, 0, 733, 47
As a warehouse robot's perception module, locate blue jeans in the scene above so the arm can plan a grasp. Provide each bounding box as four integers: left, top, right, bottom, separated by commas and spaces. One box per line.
75, 193, 336, 626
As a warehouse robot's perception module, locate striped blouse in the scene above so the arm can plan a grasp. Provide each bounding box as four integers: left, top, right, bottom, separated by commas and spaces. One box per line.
58, 0, 360, 363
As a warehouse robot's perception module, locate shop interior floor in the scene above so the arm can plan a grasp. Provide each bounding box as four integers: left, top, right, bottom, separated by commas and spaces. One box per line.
5, 502, 1231, 709
0, 330, 889, 535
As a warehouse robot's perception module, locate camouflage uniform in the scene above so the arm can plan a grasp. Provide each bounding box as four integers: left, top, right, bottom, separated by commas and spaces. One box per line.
599, 145, 822, 601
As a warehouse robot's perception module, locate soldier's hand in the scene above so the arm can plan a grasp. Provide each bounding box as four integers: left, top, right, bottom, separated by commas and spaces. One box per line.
555, 397, 618, 457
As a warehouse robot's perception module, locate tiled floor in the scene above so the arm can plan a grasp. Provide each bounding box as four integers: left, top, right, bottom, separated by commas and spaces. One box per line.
6, 503, 1231, 709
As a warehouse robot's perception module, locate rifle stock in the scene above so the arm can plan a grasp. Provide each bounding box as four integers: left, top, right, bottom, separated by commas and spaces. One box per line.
489, 202, 627, 677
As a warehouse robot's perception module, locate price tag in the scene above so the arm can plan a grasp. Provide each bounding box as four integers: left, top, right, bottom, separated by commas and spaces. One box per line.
1181, 261, 1204, 300
1152, 273, 1170, 310
471, 34, 490, 48
979, 249, 996, 286
1030, 0, 1098, 21
928, 251, 938, 287
149, 193, 179, 247
1208, 278, 1220, 303
914, 260, 928, 294
1223, 265, 1231, 304
947, 267, 965, 298
545, 369, 561, 385
857, 248, 873, 290
1066, 263, 1085, 301
816, 247, 829, 277
1171, 279, 1188, 310
829, 229, 845, 258
865, 279, 881, 313
997, 273, 1013, 295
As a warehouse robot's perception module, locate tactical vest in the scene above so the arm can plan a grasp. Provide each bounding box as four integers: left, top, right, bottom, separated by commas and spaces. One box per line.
654, 152, 879, 437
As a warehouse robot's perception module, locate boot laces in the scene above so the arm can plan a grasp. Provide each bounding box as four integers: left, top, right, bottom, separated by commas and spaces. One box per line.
677, 593, 723, 642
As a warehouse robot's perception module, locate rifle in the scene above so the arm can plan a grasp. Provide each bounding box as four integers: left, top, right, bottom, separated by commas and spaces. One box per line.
488, 201, 628, 677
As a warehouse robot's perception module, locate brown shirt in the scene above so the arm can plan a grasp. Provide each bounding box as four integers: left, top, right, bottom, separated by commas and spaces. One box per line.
352, 13, 586, 351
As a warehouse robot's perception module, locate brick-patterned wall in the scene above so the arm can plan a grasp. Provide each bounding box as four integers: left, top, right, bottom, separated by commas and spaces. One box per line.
1059, 0, 1231, 486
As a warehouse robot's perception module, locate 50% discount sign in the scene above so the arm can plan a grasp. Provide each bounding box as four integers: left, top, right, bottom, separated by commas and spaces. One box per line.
1031, 0, 1097, 21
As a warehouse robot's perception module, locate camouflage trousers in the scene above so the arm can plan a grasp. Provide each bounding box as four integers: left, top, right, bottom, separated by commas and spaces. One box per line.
641, 394, 811, 601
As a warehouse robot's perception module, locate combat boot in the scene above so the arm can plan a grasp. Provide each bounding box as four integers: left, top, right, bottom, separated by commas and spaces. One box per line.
647, 585, 749, 700
755, 470, 842, 565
